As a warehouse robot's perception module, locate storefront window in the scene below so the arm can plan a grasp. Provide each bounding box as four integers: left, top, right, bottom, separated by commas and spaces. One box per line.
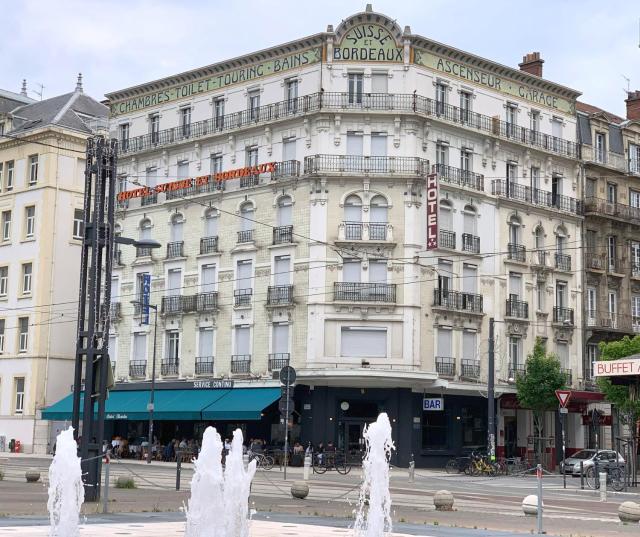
421, 411, 447, 450
461, 407, 486, 447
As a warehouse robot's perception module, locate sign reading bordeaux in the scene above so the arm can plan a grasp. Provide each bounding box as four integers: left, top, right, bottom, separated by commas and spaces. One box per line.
334, 24, 402, 62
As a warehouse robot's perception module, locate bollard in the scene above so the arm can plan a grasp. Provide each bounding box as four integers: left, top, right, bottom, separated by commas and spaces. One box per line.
176, 451, 182, 491
102, 452, 110, 514
303, 454, 311, 481
580, 461, 584, 490
599, 472, 607, 502
536, 464, 543, 535
408, 459, 415, 483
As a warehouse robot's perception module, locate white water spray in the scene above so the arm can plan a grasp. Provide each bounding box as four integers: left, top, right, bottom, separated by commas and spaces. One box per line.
47, 427, 84, 537
185, 426, 257, 537
354, 413, 395, 537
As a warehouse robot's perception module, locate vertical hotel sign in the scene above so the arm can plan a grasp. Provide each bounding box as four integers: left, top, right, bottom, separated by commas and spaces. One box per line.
141, 274, 151, 325
426, 173, 439, 250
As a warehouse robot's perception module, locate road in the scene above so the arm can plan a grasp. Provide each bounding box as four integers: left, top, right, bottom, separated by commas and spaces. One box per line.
1, 455, 639, 536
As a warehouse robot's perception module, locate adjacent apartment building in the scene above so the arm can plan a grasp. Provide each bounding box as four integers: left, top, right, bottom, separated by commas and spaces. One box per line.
0, 78, 108, 453
43, 6, 604, 466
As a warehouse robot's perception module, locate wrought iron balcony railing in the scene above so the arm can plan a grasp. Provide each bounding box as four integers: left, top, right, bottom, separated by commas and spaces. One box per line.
434, 163, 484, 192
166, 241, 184, 258
461, 359, 480, 378
588, 311, 640, 333
237, 229, 254, 243
161, 359, 179, 376
532, 250, 548, 267
109, 302, 121, 322
583, 197, 640, 224
553, 306, 574, 325
432, 289, 483, 313
508, 363, 526, 381
267, 285, 293, 306
273, 225, 293, 244
231, 355, 251, 374
439, 229, 456, 249
334, 282, 396, 303
507, 243, 526, 262
200, 236, 219, 254
461, 233, 480, 253
161, 292, 217, 314
435, 356, 456, 377
555, 253, 571, 271
563, 368, 573, 386
506, 298, 529, 319
136, 246, 153, 258
118, 91, 580, 160
344, 221, 363, 240
368, 222, 388, 241
197, 291, 218, 312
491, 180, 581, 215
195, 356, 214, 375
239, 175, 260, 189
129, 360, 147, 378
268, 353, 290, 371
271, 160, 300, 180
304, 155, 428, 176
234, 288, 252, 307
585, 252, 605, 270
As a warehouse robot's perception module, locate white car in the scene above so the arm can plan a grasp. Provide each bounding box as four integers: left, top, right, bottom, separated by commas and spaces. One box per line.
562, 449, 625, 476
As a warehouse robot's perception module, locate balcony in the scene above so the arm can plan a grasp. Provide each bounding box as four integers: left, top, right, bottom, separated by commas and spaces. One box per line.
491, 180, 581, 215
461, 359, 480, 378
583, 197, 640, 225
161, 293, 217, 314
117, 92, 579, 161
237, 229, 254, 243
271, 160, 300, 180
267, 285, 293, 306
506, 298, 529, 319
268, 353, 290, 371
585, 252, 605, 271
532, 250, 548, 267
334, 282, 396, 303
582, 145, 627, 172
109, 302, 121, 322
304, 155, 427, 177
434, 163, 484, 192
563, 368, 573, 386
161, 359, 179, 376
141, 192, 158, 206
273, 225, 293, 244
231, 355, 251, 374
200, 236, 219, 254
239, 175, 259, 188
555, 253, 571, 272
162, 295, 186, 314
461, 233, 480, 254
197, 291, 218, 312
507, 243, 526, 262
435, 356, 456, 377
195, 356, 214, 375
338, 221, 393, 242
234, 288, 252, 307
129, 360, 147, 378
553, 306, 574, 326
432, 289, 483, 313
136, 246, 153, 258
508, 363, 526, 381
439, 229, 456, 249
166, 241, 184, 258
588, 312, 640, 333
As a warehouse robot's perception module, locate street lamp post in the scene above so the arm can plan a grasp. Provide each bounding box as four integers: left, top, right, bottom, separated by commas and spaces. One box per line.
488, 317, 496, 461
131, 299, 158, 464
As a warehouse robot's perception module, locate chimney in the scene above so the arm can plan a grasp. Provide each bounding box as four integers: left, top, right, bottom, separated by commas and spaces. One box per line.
75, 73, 83, 93
625, 90, 640, 121
20, 79, 27, 96
519, 52, 544, 78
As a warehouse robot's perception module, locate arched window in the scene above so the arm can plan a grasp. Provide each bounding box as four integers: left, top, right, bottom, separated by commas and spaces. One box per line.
277, 196, 293, 227
240, 202, 254, 232
508, 215, 521, 245
204, 208, 218, 237
344, 195, 362, 222
139, 218, 152, 240
170, 213, 184, 242
370, 195, 388, 224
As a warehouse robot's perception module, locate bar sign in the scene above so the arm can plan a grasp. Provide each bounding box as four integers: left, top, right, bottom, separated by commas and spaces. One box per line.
425, 172, 438, 250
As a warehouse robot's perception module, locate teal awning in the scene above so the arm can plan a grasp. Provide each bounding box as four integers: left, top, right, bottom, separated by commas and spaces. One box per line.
42, 388, 276, 421
201, 388, 280, 421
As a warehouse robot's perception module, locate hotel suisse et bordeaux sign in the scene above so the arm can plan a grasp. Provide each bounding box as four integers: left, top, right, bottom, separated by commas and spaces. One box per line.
333, 23, 403, 62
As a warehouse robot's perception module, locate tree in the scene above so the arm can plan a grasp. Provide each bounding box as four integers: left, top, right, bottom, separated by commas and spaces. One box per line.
516, 338, 567, 464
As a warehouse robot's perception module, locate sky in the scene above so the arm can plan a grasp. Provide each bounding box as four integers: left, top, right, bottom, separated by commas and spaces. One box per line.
1, 0, 638, 117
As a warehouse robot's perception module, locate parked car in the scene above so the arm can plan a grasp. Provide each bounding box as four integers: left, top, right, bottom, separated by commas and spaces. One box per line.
562, 449, 625, 476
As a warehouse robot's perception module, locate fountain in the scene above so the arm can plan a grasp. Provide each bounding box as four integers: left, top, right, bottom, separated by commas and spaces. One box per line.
354, 413, 395, 537
185, 426, 257, 537
47, 427, 84, 537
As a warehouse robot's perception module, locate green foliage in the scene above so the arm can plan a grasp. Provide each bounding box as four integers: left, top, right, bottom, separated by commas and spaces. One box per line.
115, 476, 136, 489
516, 338, 567, 416
596, 335, 640, 426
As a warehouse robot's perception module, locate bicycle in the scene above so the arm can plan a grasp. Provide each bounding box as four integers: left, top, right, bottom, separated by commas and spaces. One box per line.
468, 452, 498, 476
585, 465, 624, 491
445, 456, 471, 474
249, 451, 274, 471
312, 451, 351, 475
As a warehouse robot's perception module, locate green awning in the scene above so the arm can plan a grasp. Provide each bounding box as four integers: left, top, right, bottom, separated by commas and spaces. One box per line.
201, 388, 280, 420
42, 389, 233, 421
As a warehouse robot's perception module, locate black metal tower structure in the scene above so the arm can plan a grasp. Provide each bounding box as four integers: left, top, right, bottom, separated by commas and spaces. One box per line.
71, 136, 117, 501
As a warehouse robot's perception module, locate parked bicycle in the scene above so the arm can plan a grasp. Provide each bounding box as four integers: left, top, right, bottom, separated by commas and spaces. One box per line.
445, 456, 471, 474
249, 451, 274, 471
585, 465, 624, 491
468, 451, 499, 476
312, 450, 351, 475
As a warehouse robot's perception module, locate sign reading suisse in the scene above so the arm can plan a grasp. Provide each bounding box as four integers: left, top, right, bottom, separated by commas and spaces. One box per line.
334, 24, 403, 62
425, 172, 438, 250
117, 162, 276, 202
593, 358, 640, 377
